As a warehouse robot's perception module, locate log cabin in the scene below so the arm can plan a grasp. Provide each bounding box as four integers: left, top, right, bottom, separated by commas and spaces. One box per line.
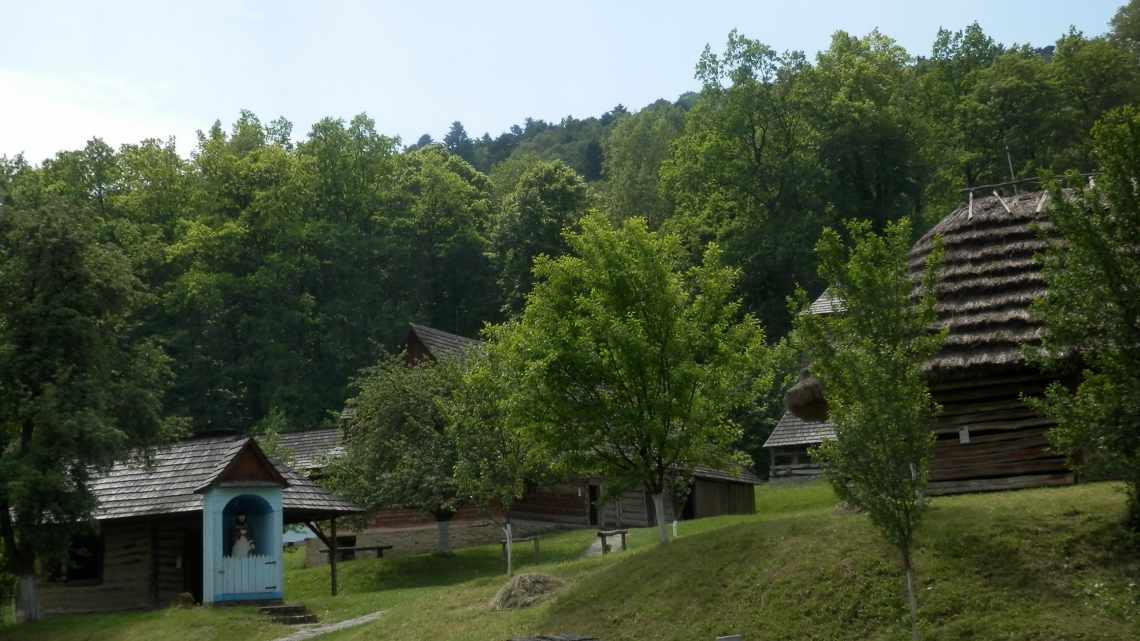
37, 434, 359, 616
282, 322, 760, 564
777, 190, 1075, 494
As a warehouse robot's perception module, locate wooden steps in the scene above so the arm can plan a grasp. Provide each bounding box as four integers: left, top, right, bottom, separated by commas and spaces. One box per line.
260, 603, 319, 625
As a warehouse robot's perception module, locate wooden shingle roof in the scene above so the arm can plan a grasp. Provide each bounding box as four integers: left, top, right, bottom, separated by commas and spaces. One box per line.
87, 434, 359, 521
691, 465, 762, 485
408, 323, 482, 360
763, 412, 836, 448
277, 428, 344, 474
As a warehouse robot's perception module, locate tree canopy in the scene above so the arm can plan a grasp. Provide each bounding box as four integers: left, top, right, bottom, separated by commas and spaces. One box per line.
492, 214, 769, 543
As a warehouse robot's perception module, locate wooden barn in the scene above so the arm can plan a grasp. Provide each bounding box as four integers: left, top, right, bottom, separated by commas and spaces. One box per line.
38, 434, 358, 616
779, 190, 1074, 494
763, 412, 835, 482
281, 427, 759, 564
283, 322, 759, 564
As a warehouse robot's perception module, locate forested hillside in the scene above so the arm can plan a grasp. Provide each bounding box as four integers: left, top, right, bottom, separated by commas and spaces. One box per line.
3, 9, 1139, 469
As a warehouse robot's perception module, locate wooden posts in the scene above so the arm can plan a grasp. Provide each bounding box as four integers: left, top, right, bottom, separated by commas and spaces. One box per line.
329, 517, 338, 597
596, 529, 628, 555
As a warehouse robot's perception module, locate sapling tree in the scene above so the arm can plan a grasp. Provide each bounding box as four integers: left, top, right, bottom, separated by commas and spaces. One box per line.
794, 218, 945, 641
1029, 106, 1140, 530
498, 214, 769, 544
328, 353, 464, 555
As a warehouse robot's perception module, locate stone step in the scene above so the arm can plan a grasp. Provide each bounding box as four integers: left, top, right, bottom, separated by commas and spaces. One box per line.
259, 604, 308, 616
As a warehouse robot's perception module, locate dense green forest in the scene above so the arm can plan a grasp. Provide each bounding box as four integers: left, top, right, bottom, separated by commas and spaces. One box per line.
3, 9, 1139, 471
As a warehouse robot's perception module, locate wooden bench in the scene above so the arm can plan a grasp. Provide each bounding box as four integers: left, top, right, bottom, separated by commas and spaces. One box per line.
319, 545, 394, 562
596, 529, 628, 555
500, 535, 541, 563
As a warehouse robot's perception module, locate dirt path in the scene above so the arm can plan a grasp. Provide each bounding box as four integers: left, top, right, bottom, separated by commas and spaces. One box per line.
271, 610, 384, 641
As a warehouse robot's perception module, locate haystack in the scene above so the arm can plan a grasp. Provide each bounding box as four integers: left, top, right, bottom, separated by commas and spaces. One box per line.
490, 574, 566, 610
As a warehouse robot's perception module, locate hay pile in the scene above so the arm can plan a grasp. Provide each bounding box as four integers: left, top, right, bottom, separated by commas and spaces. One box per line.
490, 573, 565, 610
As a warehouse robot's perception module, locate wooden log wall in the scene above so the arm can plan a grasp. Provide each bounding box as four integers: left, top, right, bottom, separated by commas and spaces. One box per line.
927, 373, 1072, 494
40, 517, 200, 616
510, 483, 590, 526
768, 445, 825, 482
692, 480, 755, 518
598, 489, 675, 528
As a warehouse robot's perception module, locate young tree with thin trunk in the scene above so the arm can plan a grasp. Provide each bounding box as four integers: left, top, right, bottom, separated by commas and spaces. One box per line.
497, 214, 769, 544
1029, 106, 1140, 531
794, 219, 945, 641
328, 353, 464, 555
0, 200, 173, 621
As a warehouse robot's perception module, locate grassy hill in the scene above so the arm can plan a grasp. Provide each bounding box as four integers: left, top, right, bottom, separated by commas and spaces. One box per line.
4, 482, 1138, 641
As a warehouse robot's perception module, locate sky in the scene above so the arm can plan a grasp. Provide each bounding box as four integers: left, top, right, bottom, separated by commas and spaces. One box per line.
0, 0, 1127, 163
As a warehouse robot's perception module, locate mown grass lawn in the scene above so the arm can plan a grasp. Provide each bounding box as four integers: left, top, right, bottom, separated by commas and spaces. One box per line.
3, 481, 1138, 641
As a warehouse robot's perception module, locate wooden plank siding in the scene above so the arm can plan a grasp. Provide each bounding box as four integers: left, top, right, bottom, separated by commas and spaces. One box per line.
40, 517, 199, 616
692, 480, 755, 518
510, 484, 590, 526
927, 373, 1071, 494
769, 445, 826, 482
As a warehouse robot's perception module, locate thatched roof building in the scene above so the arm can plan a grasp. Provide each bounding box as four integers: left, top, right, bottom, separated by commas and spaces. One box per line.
777, 190, 1073, 493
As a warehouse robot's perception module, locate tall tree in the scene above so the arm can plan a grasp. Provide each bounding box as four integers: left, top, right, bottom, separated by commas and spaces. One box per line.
601, 99, 685, 225
0, 200, 173, 620
498, 214, 769, 544
661, 31, 827, 337
1029, 106, 1140, 530
444, 121, 476, 164
493, 160, 588, 313
793, 218, 945, 640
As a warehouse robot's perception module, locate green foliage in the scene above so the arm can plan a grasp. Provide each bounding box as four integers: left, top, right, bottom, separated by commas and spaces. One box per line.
796, 218, 944, 550
601, 99, 685, 225
449, 333, 548, 520
493, 160, 588, 312
1029, 106, 1140, 528
1111, 0, 1140, 52
496, 214, 769, 539
0, 198, 174, 578
794, 218, 945, 636
328, 354, 464, 520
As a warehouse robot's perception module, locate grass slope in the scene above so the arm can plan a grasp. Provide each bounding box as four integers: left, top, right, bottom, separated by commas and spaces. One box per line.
4, 482, 1138, 641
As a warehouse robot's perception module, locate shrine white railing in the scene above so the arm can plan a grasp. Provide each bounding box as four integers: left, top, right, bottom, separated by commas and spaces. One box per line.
217, 554, 279, 597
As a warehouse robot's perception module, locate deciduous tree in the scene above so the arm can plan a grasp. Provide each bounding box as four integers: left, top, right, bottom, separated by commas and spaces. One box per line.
793, 218, 945, 640
1030, 106, 1140, 530
498, 214, 769, 544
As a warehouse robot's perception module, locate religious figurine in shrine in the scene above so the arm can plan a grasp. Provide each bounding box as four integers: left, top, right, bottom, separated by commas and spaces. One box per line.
231, 513, 256, 558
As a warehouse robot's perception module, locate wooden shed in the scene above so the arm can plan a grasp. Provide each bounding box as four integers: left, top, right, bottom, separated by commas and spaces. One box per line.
781, 190, 1074, 494
38, 434, 358, 616
281, 425, 759, 562
763, 413, 835, 482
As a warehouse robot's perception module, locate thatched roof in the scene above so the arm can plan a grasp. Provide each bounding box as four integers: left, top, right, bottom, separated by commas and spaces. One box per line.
909, 190, 1056, 379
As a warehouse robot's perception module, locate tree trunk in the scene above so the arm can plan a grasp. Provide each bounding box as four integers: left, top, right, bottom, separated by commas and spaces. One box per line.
436, 517, 452, 555
902, 549, 919, 641
504, 522, 514, 577
16, 575, 40, 622
672, 519, 679, 539
652, 493, 669, 544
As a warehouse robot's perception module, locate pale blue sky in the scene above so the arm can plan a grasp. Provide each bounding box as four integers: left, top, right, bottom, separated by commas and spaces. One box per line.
0, 0, 1126, 162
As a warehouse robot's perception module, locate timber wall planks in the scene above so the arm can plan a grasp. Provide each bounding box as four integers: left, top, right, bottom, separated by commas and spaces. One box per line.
40, 517, 199, 616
